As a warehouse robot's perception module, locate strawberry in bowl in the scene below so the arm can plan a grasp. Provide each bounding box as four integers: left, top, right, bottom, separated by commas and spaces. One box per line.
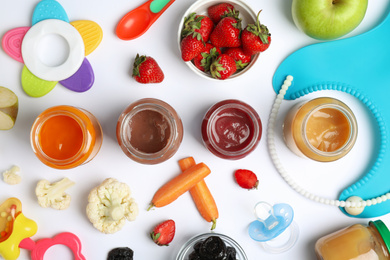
178, 0, 271, 81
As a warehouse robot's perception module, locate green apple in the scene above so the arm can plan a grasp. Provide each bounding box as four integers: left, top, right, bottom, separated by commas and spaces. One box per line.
292, 0, 368, 40
0, 86, 19, 130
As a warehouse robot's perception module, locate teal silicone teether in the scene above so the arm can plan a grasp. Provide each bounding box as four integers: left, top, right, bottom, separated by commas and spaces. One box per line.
272, 7, 390, 219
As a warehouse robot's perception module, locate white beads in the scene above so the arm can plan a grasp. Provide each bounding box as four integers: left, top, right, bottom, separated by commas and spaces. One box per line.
345, 196, 365, 216
267, 75, 390, 213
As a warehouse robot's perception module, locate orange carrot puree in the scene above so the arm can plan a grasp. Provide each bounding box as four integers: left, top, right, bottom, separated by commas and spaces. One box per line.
39, 114, 83, 160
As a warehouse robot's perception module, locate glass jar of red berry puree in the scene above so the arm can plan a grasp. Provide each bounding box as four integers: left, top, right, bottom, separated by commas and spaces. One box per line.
201, 99, 262, 160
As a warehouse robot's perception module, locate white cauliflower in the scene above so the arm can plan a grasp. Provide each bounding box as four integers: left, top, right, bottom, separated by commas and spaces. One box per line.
35, 178, 75, 210
2, 166, 21, 185
86, 178, 139, 234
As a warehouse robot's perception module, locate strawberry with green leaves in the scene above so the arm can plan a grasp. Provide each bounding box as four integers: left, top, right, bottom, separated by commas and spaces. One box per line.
181, 13, 214, 42
181, 32, 206, 62
210, 54, 237, 80
132, 54, 164, 84
241, 11, 271, 56
207, 3, 238, 24
210, 16, 242, 48
151, 219, 176, 246
193, 43, 221, 72
234, 169, 259, 190
224, 47, 251, 70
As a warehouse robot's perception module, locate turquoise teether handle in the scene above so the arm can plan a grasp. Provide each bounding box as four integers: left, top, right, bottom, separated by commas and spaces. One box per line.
150, 0, 171, 13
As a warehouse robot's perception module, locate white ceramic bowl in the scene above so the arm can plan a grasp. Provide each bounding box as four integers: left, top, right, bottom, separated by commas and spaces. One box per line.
175, 233, 248, 260
177, 0, 259, 81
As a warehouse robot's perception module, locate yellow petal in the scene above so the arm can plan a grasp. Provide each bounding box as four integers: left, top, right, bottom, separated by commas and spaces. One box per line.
71, 20, 103, 56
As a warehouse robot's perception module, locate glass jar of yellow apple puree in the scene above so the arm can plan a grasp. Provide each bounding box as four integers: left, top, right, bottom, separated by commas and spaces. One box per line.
315, 220, 390, 260
283, 97, 357, 162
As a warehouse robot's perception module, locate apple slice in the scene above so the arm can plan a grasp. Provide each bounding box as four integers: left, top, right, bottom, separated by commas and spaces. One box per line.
0, 86, 18, 130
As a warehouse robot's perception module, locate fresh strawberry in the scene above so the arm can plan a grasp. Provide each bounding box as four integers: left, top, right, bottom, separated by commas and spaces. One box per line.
181, 13, 214, 42
150, 219, 176, 246
224, 47, 251, 70
132, 54, 164, 84
210, 54, 237, 80
234, 169, 259, 190
207, 3, 239, 24
210, 17, 242, 48
181, 32, 206, 62
241, 11, 271, 56
193, 43, 221, 72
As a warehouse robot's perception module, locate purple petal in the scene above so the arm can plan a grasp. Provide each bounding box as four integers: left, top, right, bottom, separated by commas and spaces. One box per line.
60, 58, 94, 92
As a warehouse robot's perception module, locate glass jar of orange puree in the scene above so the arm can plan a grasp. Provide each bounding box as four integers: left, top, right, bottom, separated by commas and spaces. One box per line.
283, 97, 357, 162
30, 105, 103, 169
315, 220, 390, 260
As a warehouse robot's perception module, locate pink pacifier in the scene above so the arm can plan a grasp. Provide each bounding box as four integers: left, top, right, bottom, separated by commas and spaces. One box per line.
0, 198, 85, 260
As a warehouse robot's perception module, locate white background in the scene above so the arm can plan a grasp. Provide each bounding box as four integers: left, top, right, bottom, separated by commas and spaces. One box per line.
0, 0, 389, 259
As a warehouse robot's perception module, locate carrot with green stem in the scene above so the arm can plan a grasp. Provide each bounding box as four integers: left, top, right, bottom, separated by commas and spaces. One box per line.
179, 157, 219, 230
148, 162, 211, 210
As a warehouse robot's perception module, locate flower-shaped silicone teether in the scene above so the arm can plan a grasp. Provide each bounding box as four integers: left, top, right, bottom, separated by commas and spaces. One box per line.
2, 0, 103, 97
0, 198, 38, 260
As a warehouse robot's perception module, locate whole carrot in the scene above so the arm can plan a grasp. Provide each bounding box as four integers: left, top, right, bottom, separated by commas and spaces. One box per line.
148, 162, 211, 209
179, 157, 219, 230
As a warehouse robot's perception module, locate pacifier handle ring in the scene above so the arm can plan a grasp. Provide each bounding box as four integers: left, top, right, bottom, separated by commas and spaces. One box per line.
267, 76, 390, 209
260, 221, 299, 254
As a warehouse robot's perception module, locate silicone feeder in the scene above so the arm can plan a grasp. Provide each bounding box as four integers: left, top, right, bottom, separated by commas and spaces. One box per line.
248, 202, 299, 253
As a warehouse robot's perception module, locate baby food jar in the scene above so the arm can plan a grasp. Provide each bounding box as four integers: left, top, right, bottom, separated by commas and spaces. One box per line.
315, 220, 390, 260
30, 105, 103, 169
201, 99, 262, 160
116, 98, 183, 164
283, 97, 357, 162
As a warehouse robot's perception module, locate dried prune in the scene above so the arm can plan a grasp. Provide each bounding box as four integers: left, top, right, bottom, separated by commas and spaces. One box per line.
107, 247, 134, 260
226, 246, 237, 260
199, 236, 227, 260
188, 250, 202, 260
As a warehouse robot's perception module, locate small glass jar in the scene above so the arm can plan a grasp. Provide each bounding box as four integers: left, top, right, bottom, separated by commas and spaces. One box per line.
283, 97, 357, 162
116, 98, 183, 164
201, 99, 262, 160
315, 220, 390, 260
30, 105, 103, 169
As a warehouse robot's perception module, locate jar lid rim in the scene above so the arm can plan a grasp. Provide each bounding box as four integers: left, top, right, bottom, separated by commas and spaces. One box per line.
370, 220, 390, 253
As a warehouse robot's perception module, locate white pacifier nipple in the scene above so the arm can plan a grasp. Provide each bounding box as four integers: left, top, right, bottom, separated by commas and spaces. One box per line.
248, 201, 299, 253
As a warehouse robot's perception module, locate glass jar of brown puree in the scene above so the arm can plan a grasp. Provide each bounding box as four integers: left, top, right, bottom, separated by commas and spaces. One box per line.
116, 98, 183, 164
315, 220, 390, 260
283, 97, 357, 162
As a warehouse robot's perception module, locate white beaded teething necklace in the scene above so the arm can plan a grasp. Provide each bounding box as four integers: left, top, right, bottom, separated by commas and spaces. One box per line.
267, 76, 390, 216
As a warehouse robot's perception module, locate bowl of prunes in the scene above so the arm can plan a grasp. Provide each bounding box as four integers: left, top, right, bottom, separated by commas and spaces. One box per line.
176, 233, 248, 260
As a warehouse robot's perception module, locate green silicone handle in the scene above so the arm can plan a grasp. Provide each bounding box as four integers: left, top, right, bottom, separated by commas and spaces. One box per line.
150, 0, 171, 13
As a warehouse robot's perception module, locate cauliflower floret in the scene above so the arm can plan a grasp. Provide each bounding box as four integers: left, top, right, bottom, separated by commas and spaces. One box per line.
2, 166, 21, 185
35, 178, 75, 210
86, 178, 139, 234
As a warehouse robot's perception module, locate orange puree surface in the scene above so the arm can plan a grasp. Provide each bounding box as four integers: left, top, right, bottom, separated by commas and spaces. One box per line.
39, 115, 83, 160
315, 224, 388, 260
305, 108, 350, 152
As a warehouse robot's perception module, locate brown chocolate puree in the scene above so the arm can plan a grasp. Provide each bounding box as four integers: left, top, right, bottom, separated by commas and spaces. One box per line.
128, 110, 171, 153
